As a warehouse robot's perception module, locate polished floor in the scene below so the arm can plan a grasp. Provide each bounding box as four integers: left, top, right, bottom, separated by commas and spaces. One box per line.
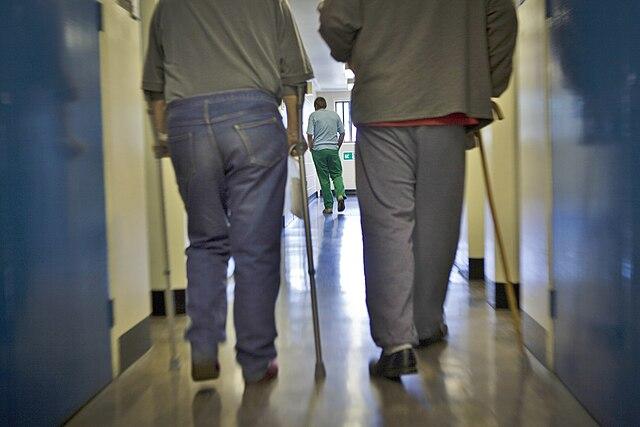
68, 199, 596, 426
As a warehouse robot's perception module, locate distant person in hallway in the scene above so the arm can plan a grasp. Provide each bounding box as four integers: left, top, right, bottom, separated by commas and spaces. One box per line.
319, 0, 517, 379
143, 0, 313, 384
307, 97, 347, 214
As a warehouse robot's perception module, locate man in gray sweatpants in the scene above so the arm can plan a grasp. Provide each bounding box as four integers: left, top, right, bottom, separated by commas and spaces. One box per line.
320, 0, 517, 379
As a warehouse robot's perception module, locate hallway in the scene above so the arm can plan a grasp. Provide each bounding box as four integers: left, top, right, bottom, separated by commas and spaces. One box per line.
66, 199, 595, 426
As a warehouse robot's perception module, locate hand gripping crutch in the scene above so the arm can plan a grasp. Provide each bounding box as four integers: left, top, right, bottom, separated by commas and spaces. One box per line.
474, 101, 523, 348
291, 85, 327, 380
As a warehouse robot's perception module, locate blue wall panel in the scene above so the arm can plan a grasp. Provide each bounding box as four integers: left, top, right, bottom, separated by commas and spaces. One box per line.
549, 1, 640, 425
0, 1, 112, 425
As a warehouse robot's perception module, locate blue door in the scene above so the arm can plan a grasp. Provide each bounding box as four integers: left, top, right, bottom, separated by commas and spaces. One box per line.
549, 0, 640, 424
0, 1, 112, 425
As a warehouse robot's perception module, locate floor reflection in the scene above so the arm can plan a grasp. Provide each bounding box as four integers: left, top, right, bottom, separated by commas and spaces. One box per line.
68, 198, 596, 427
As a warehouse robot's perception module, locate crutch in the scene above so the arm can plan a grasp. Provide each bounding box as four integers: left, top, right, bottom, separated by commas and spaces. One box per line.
292, 85, 327, 380
157, 156, 181, 371
474, 101, 523, 348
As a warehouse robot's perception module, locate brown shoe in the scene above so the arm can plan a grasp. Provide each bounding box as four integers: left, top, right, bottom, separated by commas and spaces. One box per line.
192, 360, 221, 382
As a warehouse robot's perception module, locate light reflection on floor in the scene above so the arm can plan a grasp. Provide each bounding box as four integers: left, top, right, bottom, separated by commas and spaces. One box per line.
68, 198, 596, 427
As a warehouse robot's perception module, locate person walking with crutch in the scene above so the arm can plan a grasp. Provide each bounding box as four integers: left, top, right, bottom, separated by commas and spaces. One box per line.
143, 0, 313, 384
319, 0, 517, 379
307, 97, 347, 214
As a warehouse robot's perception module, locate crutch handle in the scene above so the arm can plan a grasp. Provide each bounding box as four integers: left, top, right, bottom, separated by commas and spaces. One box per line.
491, 101, 505, 121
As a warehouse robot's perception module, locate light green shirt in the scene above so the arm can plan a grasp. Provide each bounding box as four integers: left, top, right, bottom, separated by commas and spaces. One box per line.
307, 109, 345, 151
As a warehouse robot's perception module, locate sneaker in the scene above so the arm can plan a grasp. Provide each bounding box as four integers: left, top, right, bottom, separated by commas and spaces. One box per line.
323, 208, 333, 215
337, 198, 346, 212
369, 348, 418, 380
415, 323, 449, 349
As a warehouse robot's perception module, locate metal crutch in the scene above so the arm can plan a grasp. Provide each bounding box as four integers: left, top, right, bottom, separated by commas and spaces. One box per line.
474, 101, 523, 348
292, 86, 327, 380
157, 158, 181, 371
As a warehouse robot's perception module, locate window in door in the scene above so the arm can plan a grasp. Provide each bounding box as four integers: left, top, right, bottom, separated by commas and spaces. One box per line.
335, 101, 357, 142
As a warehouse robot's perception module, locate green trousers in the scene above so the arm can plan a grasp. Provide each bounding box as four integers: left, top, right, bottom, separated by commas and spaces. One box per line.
311, 149, 346, 209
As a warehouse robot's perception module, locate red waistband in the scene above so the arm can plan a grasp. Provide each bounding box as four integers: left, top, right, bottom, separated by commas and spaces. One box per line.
368, 113, 479, 127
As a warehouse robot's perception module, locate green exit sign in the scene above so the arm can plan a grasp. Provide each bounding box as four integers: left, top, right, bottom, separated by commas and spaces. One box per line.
343, 152, 354, 161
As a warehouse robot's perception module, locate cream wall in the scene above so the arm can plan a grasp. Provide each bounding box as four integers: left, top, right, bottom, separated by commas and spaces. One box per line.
483, 80, 520, 286
99, 0, 152, 375
465, 149, 486, 261
140, 0, 188, 292
140, 0, 167, 293
517, 0, 554, 364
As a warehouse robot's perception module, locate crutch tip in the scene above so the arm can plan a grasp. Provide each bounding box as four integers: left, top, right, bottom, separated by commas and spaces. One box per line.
315, 362, 327, 380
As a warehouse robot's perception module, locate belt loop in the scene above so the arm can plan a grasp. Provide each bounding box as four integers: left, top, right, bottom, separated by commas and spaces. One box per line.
204, 99, 211, 125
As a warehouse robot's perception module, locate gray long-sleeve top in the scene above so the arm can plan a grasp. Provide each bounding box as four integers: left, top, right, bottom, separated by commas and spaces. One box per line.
143, 0, 313, 103
319, 0, 518, 127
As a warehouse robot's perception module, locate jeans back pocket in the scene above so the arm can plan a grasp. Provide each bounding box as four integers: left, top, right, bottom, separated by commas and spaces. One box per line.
168, 132, 194, 204
234, 116, 287, 168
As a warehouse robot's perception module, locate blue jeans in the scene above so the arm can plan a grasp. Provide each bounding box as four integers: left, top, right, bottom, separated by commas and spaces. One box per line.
167, 89, 287, 381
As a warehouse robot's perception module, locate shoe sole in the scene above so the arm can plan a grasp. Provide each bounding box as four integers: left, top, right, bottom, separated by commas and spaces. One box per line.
337, 199, 345, 212
415, 326, 449, 349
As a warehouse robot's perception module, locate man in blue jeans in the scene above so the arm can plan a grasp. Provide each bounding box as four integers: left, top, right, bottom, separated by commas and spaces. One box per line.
143, 0, 313, 383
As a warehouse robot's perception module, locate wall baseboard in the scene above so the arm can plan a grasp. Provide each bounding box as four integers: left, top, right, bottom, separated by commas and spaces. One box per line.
468, 258, 485, 281
522, 311, 551, 370
118, 316, 151, 374
151, 290, 186, 316
486, 280, 521, 310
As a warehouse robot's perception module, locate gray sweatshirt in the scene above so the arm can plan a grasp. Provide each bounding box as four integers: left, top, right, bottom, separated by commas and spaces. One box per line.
319, 0, 518, 127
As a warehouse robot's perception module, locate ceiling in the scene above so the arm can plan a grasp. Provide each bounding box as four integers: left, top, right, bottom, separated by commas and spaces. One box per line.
289, 0, 348, 91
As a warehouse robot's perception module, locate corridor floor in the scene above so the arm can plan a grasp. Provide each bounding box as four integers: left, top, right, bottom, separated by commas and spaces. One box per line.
68, 199, 596, 426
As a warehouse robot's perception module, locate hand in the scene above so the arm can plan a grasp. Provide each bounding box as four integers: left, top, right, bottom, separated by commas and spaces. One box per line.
287, 129, 299, 148
288, 133, 308, 158
287, 130, 308, 157
153, 133, 171, 159
153, 143, 170, 159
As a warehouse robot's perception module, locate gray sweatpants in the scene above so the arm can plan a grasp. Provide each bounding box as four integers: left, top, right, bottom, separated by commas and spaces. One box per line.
356, 126, 466, 348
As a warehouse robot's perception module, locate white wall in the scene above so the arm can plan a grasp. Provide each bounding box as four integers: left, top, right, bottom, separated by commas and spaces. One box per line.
517, 0, 554, 365
99, 0, 152, 375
